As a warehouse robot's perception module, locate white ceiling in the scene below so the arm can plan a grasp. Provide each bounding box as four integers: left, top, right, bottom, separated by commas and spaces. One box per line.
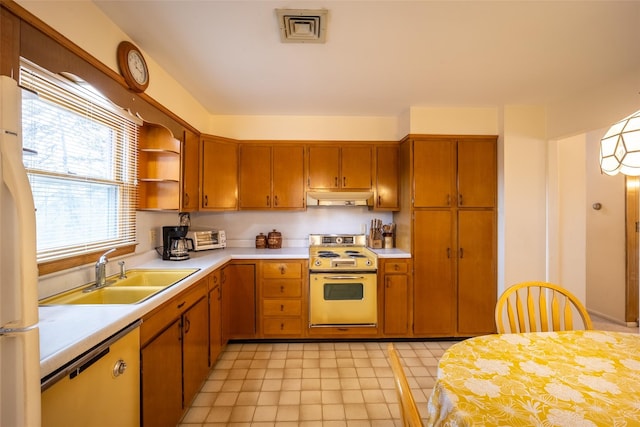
93, 0, 640, 117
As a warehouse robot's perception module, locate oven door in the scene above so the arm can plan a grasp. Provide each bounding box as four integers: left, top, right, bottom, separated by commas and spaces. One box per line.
309, 271, 377, 327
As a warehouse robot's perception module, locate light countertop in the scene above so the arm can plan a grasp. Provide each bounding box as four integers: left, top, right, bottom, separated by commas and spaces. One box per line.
38, 247, 410, 380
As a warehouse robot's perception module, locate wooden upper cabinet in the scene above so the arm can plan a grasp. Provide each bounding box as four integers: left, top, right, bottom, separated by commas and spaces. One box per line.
414, 139, 455, 208
137, 123, 181, 211
457, 138, 497, 208
307, 145, 372, 190
200, 135, 238, 210
308, 146, 340, 189
374, 145, 399, 210
413, 137, 496, 208
239, 145, 271, 208
1, 8, 20, 78
273, 145, 305, 209
239, 144, 304, 210
341, 146, 372, 189
181, 129, 199, 212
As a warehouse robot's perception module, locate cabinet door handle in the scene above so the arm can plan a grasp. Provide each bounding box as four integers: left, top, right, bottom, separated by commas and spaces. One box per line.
459, 194, 463, 206
446, 248, 451, 258
280, 322, 285, 330
184, 316, 191, 334
378, 195, 382, 206
274, 195, 278, 207
459, 248, 464, 258
203, 194, 208, 207
279, 266, 286, 275
280, 285, 285, 293
343, 176, 346, 187
177, 301, 186, 309
446, 194, 451, 206
280, 304, 284, 311
266, 195, 270, 206
334, 176, 339, 187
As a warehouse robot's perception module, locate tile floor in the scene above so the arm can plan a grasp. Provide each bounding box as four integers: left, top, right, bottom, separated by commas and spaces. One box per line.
178, 315, 637, 427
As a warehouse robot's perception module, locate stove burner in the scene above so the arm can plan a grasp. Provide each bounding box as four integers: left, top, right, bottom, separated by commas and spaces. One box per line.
318, 251, 340, 258
343, 250, 365, 258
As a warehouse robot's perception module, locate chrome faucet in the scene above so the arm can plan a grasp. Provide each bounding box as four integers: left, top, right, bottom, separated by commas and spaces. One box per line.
95, 248, 116, 288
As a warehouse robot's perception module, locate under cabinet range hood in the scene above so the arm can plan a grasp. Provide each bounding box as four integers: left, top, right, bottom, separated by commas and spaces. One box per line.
306, 191, 374, 207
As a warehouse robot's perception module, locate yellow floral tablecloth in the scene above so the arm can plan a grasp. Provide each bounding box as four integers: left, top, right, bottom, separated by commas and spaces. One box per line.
427, 330, 640, 426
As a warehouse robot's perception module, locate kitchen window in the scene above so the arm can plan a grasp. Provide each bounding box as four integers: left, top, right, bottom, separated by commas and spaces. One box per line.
19, 60, 139, 267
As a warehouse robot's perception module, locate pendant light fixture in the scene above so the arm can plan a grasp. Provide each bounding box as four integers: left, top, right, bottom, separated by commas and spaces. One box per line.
600, 109, 640, 176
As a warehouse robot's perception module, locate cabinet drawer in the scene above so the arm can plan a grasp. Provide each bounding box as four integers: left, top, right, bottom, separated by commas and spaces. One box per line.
262, 262, 302, 279
384, 261, 408, 274
262, 280, 302, 298
141, 278, 207, 346
263, 299, 302, 316
263, 318, 303, 335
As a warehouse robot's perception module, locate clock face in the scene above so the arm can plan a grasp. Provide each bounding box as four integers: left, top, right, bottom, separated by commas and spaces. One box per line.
127, 50, 148, 85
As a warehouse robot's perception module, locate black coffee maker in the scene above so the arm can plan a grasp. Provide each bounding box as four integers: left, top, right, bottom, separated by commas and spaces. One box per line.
162, 225, 190, 261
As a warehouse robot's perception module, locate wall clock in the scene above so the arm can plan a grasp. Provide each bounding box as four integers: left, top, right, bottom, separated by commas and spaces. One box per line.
117, 41, 149, 93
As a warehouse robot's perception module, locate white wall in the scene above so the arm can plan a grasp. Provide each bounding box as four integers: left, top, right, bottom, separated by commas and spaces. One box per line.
585, 128, 626, 322
548, 135, 587, 302
191, 208, 393, 248
408, 107, 499, 135
209, 115, 401, 141
502, 106, 548, 292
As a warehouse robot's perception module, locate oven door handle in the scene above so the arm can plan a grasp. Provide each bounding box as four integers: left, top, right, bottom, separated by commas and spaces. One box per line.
322, 275, 366, 280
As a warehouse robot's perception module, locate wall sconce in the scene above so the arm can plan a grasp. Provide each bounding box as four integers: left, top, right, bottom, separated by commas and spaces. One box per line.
600, 109, 640, 176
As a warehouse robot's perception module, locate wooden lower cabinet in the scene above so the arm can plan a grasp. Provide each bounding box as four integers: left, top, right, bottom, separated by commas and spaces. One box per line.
222, 262, 257, 341
140, 276, 209, 427
208, 269, 222, 365
413, 209, 496, 337
413, 210, 455, 336
259, 260, 306, 338
141, 320, 182, 427
182, 298, 210, 407
380, 259, 412, 336
457, 210, 497, 335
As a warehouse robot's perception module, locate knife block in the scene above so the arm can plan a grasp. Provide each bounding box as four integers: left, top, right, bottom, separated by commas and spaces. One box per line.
368, 236, 382, 248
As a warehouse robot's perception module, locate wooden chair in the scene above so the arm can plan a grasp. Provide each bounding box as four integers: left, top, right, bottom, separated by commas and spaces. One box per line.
387, 343, 424, 427
495, 281, 593, 333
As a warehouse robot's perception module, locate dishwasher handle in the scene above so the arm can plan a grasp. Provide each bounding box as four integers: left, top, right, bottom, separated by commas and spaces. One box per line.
69, 347, 109, 380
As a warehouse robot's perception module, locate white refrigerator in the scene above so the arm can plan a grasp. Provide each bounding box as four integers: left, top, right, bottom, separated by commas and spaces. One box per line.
0, 75, 41, 426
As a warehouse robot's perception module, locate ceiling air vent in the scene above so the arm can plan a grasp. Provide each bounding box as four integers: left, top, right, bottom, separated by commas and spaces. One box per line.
276, 9, 328, 43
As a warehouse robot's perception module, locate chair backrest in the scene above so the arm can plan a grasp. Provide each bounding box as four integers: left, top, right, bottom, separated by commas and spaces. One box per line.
387, 343, 424, 427
495, 281, 593, 333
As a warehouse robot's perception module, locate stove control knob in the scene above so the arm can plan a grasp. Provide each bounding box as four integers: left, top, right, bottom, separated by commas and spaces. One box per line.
366, 259, 373, 266
314, 259, 322, 267
335, 237, 343, 244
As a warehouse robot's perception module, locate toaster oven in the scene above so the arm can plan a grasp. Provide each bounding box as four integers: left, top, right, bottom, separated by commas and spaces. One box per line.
186, 229, 226, 251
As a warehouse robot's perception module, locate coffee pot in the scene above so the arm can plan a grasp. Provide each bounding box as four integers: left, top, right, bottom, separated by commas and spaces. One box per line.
162, 225, 190, 261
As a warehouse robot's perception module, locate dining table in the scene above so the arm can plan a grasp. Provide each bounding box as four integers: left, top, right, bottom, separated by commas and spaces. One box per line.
426, 330, 640, 426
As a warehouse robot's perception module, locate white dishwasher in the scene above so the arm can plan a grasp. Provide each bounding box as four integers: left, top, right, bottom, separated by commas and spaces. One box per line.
41, 322, 141, 427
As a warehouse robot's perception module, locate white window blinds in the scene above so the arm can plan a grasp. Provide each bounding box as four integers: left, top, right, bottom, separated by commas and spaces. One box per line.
20, 61, 139, 263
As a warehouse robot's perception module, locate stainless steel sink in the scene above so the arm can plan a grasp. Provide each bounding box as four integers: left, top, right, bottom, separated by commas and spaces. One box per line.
40, 268, 199, 305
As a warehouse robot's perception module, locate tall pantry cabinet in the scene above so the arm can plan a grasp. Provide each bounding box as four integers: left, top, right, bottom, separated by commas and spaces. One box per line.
397, 135, 497, 337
